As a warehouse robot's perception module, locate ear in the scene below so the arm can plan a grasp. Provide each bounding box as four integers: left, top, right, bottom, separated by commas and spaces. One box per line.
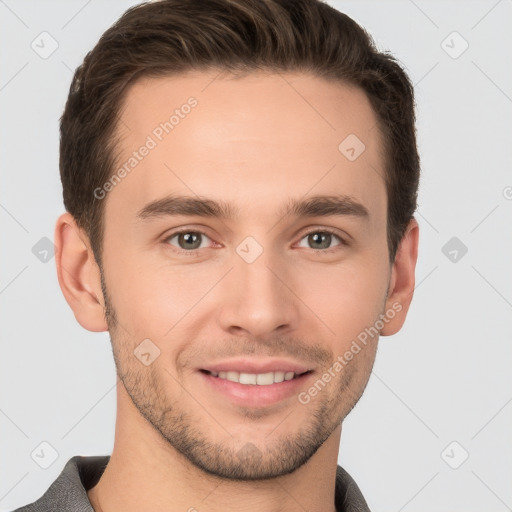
380, 218, 419, 336
54, 212, 108, 332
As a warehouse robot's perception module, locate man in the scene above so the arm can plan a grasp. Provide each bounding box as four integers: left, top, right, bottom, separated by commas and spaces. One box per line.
14, 0, 419, 510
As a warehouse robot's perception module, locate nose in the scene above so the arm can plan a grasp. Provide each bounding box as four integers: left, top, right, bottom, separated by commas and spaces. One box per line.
216, 250, 300, 339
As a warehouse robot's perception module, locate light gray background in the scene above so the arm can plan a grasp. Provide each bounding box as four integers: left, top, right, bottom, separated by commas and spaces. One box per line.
1, 1, 511, 511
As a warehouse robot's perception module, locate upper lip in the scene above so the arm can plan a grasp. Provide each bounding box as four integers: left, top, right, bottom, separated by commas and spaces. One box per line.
200, 358, 313, 375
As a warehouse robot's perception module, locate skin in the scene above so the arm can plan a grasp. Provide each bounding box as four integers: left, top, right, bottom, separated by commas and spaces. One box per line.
55, 70, 419, 512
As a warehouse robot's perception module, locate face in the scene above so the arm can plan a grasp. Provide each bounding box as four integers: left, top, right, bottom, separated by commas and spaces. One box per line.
98, 70, 393, 480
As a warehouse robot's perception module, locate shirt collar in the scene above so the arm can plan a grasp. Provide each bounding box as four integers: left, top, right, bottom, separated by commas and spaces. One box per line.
17, 455, 370, 512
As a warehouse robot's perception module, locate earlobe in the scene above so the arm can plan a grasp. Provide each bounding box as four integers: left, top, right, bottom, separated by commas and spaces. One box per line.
54, 212, 108, 332
380, 218, 419, 336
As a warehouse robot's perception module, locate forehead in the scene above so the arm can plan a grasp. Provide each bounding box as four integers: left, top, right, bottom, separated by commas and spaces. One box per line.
105, 70, 386, 227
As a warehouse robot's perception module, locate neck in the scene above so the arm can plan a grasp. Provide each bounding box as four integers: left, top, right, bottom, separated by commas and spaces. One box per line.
87, 385, 342, 512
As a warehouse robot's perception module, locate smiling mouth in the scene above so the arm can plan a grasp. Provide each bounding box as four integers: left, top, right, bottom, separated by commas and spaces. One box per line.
200, 369, 312, 386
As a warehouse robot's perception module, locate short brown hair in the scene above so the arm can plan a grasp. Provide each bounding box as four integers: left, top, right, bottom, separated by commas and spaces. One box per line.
60, 0, 419, 265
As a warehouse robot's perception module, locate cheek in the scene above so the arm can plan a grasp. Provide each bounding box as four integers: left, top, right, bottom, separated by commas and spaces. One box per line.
106, 252, 219, 338
295, 259, 388, 346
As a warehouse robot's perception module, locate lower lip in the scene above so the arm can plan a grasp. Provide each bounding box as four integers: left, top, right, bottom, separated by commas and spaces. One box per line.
198, 370, 313, 408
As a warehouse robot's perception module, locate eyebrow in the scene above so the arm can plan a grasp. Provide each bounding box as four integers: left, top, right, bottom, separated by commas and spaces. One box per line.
135, 193, 369, 222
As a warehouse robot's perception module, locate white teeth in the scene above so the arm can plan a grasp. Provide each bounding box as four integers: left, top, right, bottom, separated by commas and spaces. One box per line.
273, 371, 285, 383
226, 371, 239, 383
256, 372, 274, 385
210, 370, 301, 385
239, 372, 257, 385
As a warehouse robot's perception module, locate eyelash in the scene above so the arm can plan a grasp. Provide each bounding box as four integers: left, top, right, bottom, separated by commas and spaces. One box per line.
163, 227, 347, 257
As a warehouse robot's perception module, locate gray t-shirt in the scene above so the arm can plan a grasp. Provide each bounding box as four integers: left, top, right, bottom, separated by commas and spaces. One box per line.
12, 455, 371, 512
